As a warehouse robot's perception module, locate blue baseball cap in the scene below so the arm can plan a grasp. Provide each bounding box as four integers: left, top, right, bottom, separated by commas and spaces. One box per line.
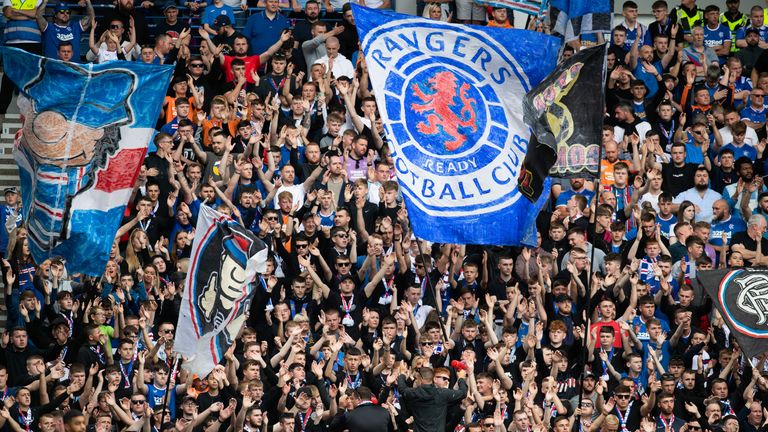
54, 3, 69, 12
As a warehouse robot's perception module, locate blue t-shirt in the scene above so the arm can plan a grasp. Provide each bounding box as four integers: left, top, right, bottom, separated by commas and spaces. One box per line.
620, 22, 645, 51
147, 384, 176, 419
740, 105, 766, 124
42, 21, 84, 60
736, 25, 768, 43
201, 4, 235, 28
243, 11, 290, 57
733, 76, 753, 93
720, 142, 757, 161
554, 188, 596, 207
657, 214, 676, 240
710, 215, 747, 262
684, 139, 705, 165
703, 23, 730, 63
632, 56, 661, 99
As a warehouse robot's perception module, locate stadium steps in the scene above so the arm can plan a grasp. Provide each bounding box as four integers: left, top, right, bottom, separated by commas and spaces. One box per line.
0, 113, 20, 198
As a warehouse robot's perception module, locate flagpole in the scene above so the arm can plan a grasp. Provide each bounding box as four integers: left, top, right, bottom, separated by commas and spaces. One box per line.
576, 43, 609, 412
158, 354, 180, 432
414, 239, 451, 342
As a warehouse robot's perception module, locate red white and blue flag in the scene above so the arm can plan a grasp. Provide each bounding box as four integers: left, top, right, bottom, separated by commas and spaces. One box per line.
175, 205, 268, 377
1, 47, 173, 275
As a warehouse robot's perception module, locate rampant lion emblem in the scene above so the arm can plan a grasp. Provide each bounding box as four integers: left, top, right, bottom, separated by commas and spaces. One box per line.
410, 71, 478, 152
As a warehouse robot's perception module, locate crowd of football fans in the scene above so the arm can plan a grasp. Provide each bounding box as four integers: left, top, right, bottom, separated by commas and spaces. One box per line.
0, 0, 767, 431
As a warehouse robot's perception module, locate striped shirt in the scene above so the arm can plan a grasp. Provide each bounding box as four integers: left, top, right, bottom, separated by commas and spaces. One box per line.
3, 0, 43, 44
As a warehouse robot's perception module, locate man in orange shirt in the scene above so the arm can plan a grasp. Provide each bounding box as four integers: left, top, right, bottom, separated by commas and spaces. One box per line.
601, 139, 638, 187
486, 7, 513, 28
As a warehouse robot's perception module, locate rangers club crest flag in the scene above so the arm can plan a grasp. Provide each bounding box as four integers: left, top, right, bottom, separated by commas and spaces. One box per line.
175, 205, 268, 377
1, 47, 173, 275
353, 5, 560, 246
699, 268, 768, 358
522, 44, 606, 199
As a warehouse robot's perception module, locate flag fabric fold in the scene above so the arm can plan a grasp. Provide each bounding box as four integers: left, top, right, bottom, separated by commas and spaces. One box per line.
174, 205, 268, 377
1, 47, 174, 275
521, 44, 606, 199
550, 0, 613, 42
698, 268, 768, 359
353, 5, 560, 246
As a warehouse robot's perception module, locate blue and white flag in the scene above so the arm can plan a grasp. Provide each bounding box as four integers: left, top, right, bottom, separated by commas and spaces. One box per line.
353, 5, 560, 246
550, 0, 613, 41
1, 47, 173, 275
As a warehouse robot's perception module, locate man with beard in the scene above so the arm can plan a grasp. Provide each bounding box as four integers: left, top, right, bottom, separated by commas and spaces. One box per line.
200, 30, 291, 89
708, 198, 746, 262
38, 0, 94, 60
672, 167, 721, 223
555, 178, 595, 217
612, 101, 652, 143
601, 141, 638, 187
629, 29, 677, 99
725, 157, 767, 218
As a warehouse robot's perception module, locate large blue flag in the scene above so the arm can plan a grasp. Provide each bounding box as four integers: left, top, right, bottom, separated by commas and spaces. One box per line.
353, 5, 560, 246
1, 47, 173, 275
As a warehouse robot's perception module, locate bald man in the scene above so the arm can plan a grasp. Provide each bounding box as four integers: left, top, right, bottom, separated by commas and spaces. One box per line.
313, 36, 355, 79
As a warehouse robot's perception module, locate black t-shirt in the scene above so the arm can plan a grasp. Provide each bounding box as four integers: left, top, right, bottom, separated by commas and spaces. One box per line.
730, 230, 768, 265
662, 162, 699, 197
154, 20, 185, 39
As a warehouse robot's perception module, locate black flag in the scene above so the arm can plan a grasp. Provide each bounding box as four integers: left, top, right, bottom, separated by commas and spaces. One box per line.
698, 268, 768, 358
520, 44, 606, 202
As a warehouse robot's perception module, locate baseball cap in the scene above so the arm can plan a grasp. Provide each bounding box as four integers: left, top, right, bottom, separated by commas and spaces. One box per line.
746, 27, 760, 36
4, 187, 17, 195
54, 3, 69, 12
164, 4, 178, 11
582, 371, 596, 380
554, 294, 571, 303
214, 15, 231, 29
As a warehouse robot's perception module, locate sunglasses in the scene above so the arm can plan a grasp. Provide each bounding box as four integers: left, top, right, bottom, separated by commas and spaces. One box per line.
110, 24, 123, 29
420, 342, 433, 346
58, 9, 70, 13
189, 64, 204, 68
615, 394, 631, 399
484, 424, 495, 428
434, 376, 450, 381
265, 216, 278, 221
131, 400, 146, 404
161, 329, 175, 334
296, 244, 309, 249
334, 234, 348, 239
336, 262, 351, 267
